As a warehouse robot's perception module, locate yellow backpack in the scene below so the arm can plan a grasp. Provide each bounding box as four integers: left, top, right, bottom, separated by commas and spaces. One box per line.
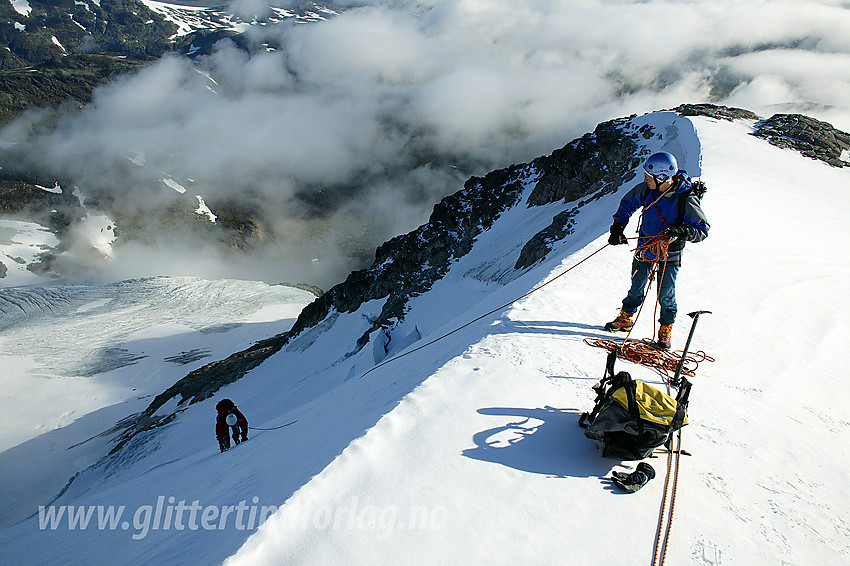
579, 352, 691, 460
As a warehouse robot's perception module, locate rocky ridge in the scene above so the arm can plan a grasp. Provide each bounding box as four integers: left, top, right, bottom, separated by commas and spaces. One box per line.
102, 104, 850, 459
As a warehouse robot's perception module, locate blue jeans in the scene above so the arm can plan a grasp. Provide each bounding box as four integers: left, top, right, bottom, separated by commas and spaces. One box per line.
622, 258, 679, 326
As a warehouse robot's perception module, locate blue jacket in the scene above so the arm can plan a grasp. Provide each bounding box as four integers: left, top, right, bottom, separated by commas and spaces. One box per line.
613, 173, 709, 265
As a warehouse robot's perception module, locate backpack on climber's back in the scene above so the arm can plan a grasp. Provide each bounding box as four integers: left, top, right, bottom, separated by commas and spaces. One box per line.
579, 351, 692, 460
673, 177, 707, 223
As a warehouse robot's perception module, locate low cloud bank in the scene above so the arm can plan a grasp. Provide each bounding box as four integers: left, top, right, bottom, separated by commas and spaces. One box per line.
3, 0, 849, 287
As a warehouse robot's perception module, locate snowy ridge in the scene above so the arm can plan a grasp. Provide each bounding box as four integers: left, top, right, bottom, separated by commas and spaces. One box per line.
228, 114, 850, 565
1, 111, 849, 564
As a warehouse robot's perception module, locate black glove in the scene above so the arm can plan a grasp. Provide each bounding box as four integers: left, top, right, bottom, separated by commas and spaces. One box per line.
608, 222, 627, 245
664, 226, 689, 242
611, 462, 656, 493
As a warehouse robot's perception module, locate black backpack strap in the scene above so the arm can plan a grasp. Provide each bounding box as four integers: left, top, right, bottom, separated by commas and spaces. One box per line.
670, 377, 692, 431
675, 179, 706, 225
621, 379, 647, 459
605, 349, 617, 379
622, 380, 640, 421
675, 187, 691, 226
579, 350, 619, 428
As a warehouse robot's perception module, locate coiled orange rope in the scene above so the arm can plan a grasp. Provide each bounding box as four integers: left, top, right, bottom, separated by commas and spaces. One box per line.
583, 337, 713, 380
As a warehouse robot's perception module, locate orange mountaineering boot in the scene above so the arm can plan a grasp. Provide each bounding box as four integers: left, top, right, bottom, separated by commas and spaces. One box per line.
656, 324, 673, 350
604, 309, 635, 332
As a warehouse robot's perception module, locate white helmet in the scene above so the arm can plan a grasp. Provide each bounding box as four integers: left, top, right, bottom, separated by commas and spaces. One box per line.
644, 152, 678, 183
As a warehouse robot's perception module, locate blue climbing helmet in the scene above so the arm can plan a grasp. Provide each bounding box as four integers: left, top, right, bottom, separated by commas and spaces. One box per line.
643, 152, 678, 183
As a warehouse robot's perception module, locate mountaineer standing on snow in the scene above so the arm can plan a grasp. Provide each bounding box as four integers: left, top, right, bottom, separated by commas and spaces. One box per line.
604, 152, 709, 350
216, 398, 248, 452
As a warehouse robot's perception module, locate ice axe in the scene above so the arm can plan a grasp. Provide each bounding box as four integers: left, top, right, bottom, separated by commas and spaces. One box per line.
671, 310, 711, 387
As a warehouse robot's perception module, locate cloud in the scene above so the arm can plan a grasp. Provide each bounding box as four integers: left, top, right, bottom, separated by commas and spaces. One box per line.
2, 0, 850, 287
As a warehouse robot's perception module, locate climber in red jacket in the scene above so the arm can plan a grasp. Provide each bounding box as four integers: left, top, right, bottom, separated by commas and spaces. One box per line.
215, 398, 248, 452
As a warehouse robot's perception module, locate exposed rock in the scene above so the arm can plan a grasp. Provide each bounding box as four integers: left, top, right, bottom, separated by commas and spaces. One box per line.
514, 209, 578, 271
279, 283, 324, 297
0, 175, 86, 241
673, 103, 759, 122
287, 164, 530, 349
108, 334, 286, 453
515, 117, 645, 269
0, 55, 155, 126
0, 175, 81, 216
526, 116, 642, 207
752, 114, 850, 168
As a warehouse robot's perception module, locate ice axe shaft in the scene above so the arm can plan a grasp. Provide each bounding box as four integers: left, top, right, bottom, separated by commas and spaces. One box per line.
672, 310, 711, 386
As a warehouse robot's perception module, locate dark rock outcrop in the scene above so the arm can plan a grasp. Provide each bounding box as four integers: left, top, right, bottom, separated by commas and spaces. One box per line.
673, 103, 759, 122
515, 116, 645, 269
525, 116, 643, 207
753, 114, 850, 168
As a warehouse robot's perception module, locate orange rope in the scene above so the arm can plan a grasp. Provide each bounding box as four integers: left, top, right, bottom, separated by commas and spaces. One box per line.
583, 337, 713, 381
586, 234, 714, 381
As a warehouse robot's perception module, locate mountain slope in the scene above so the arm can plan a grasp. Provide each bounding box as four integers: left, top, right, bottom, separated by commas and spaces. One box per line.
0, 277, 317, 530
1, 108, 849, 565
226, 112, 850, 565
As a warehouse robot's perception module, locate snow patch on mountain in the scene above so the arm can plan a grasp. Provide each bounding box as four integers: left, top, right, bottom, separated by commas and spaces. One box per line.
35, 183, 63, 194
50, 36, 66, 52
161, 178, 186, 194
10, 0, 31, 17
0, 219, 60, 286
195, 195, 216, 222
140, 0, 338, 38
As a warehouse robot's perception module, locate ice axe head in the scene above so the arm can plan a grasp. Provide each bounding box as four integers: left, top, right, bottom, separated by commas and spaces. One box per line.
687, 310, 712, 320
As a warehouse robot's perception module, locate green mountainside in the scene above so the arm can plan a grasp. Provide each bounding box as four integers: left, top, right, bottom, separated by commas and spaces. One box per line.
1, 0, 183, 124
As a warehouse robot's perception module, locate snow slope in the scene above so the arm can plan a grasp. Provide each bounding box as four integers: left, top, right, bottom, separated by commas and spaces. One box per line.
1, 112, 848, 565
0, 277, 316, 529
228, 114, 850, 565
